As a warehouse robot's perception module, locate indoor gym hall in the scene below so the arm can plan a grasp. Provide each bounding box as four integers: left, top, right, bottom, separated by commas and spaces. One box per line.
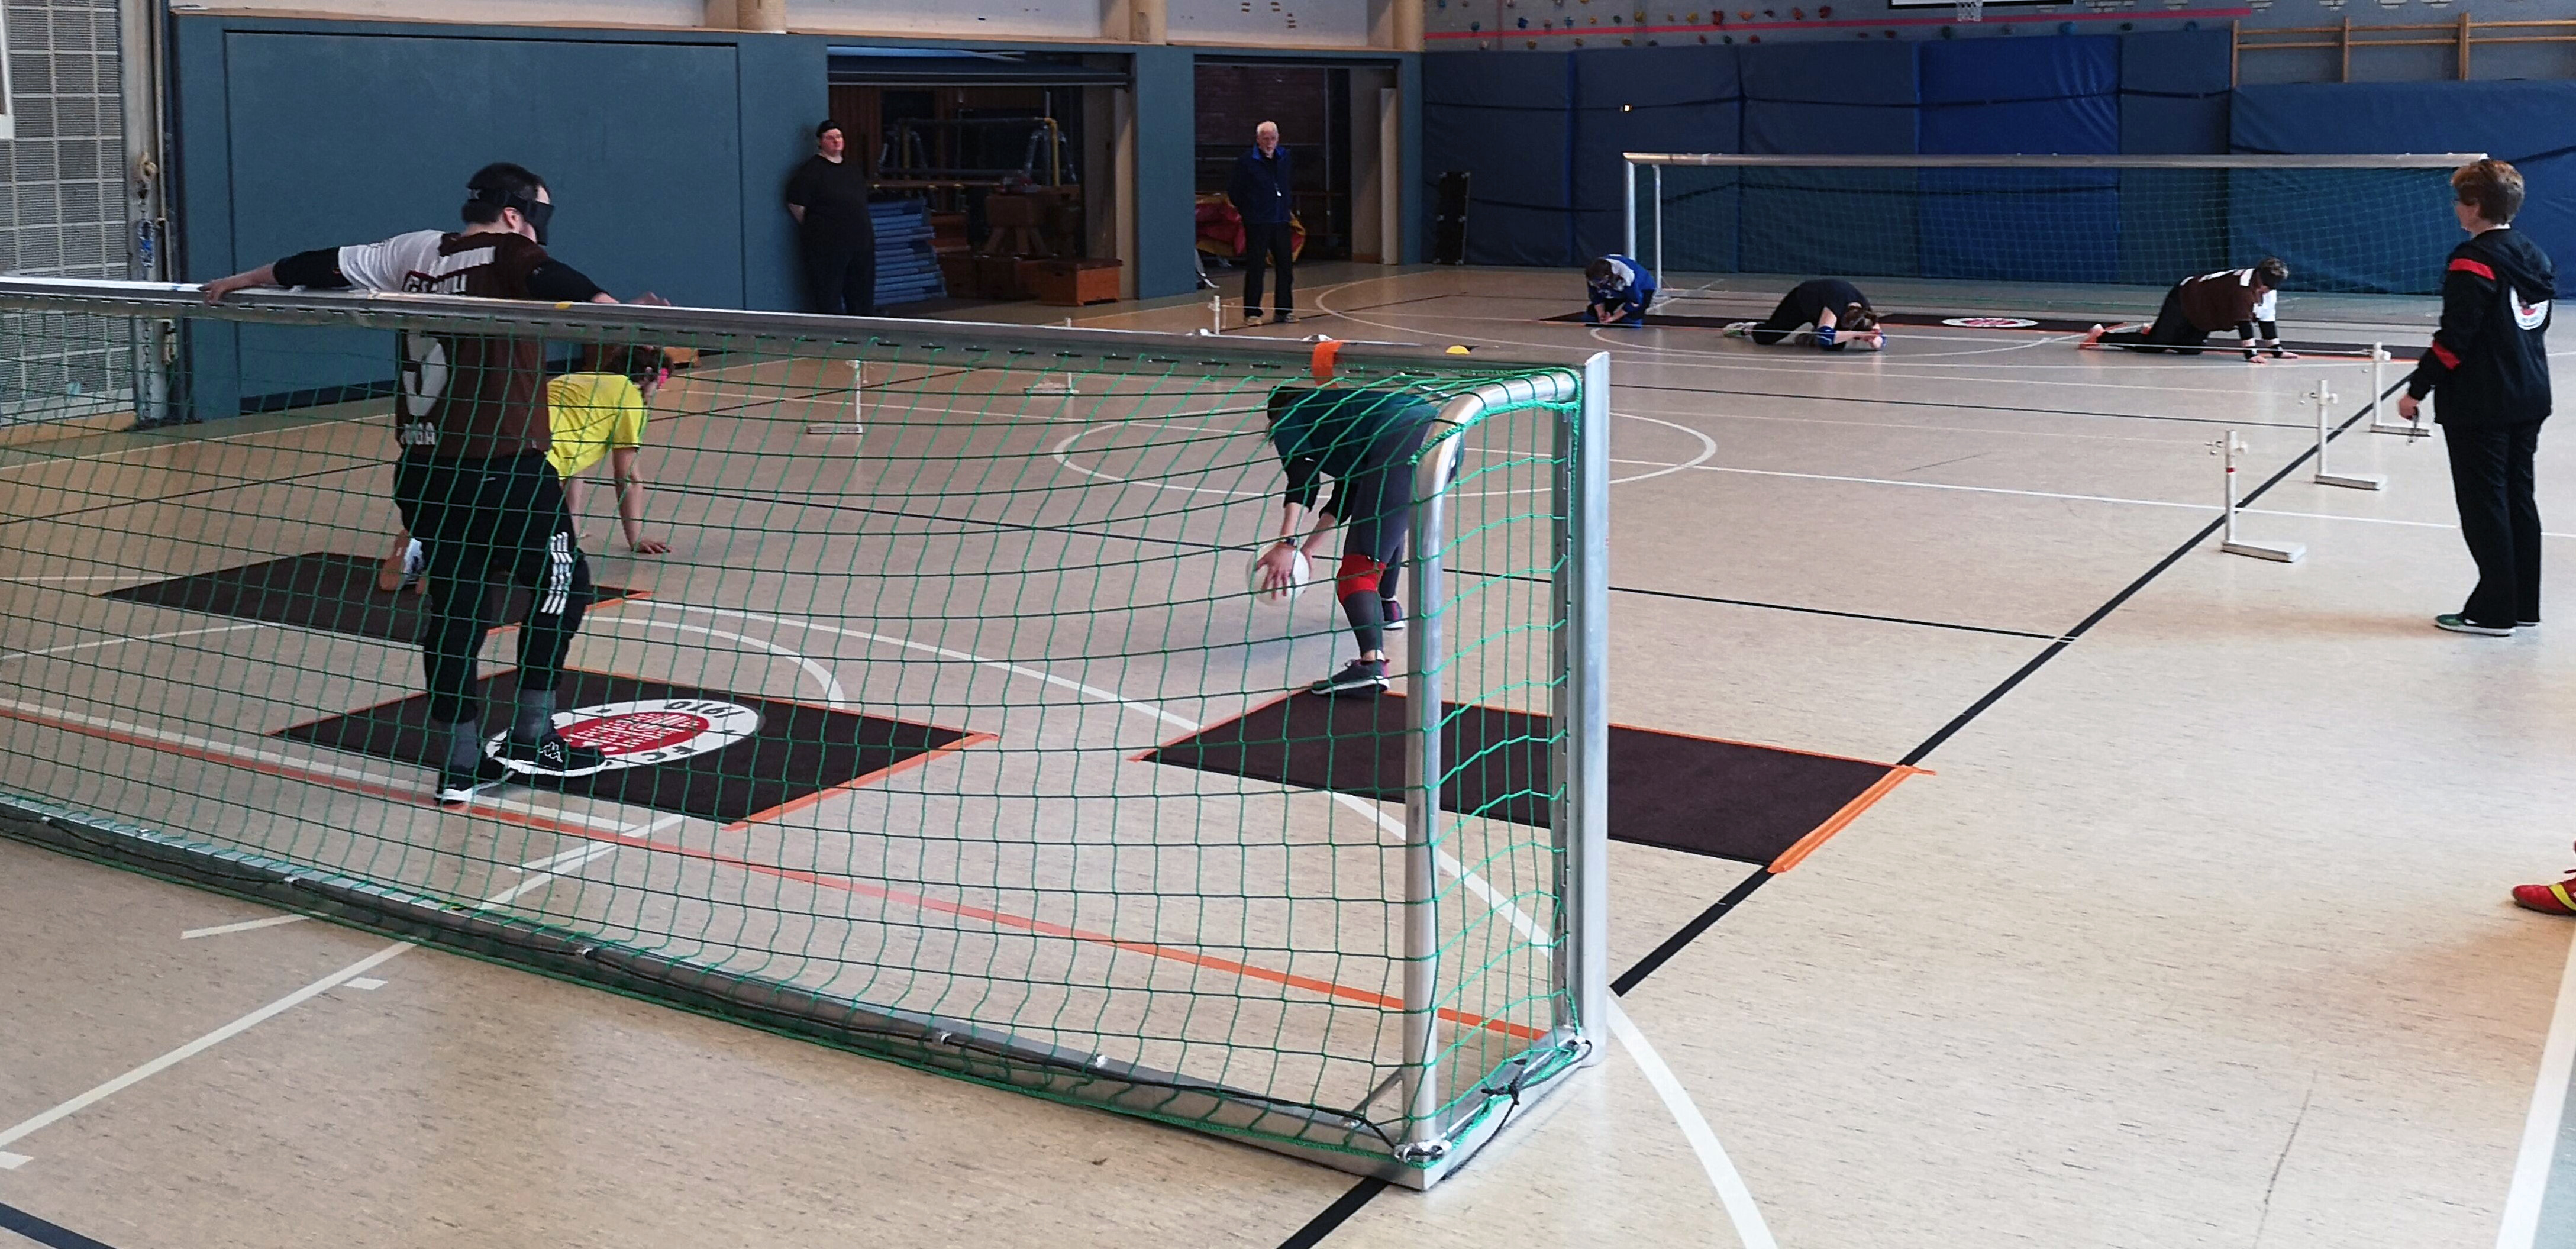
2, 256, 2572, 1249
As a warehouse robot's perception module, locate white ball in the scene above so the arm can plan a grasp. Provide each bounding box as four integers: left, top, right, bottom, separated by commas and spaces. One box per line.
1248, 548, 1312, 605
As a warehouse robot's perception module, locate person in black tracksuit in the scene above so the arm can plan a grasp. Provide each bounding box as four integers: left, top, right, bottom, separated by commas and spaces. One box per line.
2398, 159, 2555, 637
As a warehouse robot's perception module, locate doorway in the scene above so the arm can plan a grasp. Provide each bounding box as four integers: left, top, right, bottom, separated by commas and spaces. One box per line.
1194, 59, 1400, 267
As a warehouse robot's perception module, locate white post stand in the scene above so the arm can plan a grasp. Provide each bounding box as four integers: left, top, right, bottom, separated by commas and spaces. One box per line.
1025, 318, 1081, 396
2310, 380, 2384, 490
1210, 295, 1224, 335
2216, 429, 2303, 563
2365, 340, 2428, 438
803, 358, 867, 437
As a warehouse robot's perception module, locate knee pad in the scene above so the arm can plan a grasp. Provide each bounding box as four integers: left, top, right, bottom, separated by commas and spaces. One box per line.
1335, 554, 1387, 601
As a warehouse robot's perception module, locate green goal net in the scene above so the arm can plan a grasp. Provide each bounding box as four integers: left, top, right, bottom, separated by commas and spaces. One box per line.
1625, 153, 2478, 296
0, 279, 1610, 1186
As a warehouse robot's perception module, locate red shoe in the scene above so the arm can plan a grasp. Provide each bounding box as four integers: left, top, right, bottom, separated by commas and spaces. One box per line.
2512, 875, 2576, 916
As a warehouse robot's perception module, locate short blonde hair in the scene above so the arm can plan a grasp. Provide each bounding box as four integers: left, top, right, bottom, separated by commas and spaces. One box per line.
2454, 159, 2525, 225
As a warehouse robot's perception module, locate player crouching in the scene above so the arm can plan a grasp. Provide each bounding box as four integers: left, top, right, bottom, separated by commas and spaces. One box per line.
1723, 279, 1885, 351
1583, 255, 1657, 327
2078, 259, 2297, 362
1254, 386, 1439, 698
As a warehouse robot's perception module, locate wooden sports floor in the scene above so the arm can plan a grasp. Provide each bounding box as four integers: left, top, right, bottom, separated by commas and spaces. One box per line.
5, 262, 2575, 1248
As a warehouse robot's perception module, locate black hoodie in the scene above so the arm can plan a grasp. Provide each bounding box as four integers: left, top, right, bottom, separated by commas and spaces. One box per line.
2407, 226, 2555, 426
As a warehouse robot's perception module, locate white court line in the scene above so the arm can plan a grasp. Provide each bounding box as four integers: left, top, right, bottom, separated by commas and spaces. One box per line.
1609, 1005, 1781, 1249
0, 821, 670, 1168
663, 601, 1775, 1247
0, 943, 412, 1161
180, 914, 309, 940
2496, 922, 2576, 1249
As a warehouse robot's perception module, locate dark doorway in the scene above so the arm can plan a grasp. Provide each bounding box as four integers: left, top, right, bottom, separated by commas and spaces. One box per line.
1195, 62, 1355, 264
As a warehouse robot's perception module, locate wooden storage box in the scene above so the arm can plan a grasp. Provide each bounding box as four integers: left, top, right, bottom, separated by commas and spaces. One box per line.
938, 254, 981, 298
1029, 259, 1122, 307
976, 254, 1030, 301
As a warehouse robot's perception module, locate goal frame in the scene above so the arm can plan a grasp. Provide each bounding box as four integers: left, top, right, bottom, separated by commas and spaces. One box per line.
1622, 151, 2487, 298
0, 276, 1614, 1188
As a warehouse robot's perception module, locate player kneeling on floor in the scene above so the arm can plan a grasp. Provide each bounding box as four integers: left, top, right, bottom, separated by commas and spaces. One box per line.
2078, 259, 2297, 362
1583, 255, 1656, 326
1724, 279, 1885, 351
1253, 386, 1438, 698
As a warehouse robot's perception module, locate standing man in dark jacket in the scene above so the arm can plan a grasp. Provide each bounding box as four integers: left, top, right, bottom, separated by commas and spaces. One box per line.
2399, 158, 2555, 636
1228, 121, 1296, 325
786, 120, 876, 317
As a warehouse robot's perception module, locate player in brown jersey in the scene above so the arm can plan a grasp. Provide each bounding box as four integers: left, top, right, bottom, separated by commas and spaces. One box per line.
203, 162, 650, 804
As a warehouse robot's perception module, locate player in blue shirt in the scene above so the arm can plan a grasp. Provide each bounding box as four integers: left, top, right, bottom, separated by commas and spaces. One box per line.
1584, 255, 1656, 326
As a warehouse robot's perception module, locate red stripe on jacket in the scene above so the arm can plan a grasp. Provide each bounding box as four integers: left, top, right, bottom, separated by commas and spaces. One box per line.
2430, 341, 2462, 369
2450, 257, 2496, 280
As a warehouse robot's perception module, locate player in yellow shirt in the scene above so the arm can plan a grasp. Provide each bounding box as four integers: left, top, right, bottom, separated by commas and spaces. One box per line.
379, 344, 672, 592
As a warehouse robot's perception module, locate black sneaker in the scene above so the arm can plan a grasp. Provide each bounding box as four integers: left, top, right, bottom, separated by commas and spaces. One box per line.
1308, 659, 1389, 698
435, 755, 510, 805
500, 730, 609, 778
1273, 311, 1296, 325
1381, 597, 1406, 632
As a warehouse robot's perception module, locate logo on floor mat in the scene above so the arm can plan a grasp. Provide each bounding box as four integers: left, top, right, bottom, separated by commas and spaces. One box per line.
494, 698, 763, 777
1941, 317, 2038, 328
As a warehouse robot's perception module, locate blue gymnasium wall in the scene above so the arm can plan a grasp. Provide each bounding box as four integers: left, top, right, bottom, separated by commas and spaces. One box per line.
2232, 81, 2576, 294
170, 15, 824, 418
1428, 28, 2233, 271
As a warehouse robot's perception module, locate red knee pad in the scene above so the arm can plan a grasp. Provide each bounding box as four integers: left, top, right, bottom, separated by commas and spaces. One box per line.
1335, 554, 1386, 601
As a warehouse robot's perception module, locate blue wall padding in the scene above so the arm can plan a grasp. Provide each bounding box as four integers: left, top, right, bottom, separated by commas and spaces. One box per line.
1568, 46, 1741, 260
2120, 28, 2230, 95
1920, 35, 2117, 105
2233, 81, 2576, 293
1919, 37, 2117, 156
1741, 102, 1919, 156
1920, 170, 2120, 282
190, 25, 803, 415
1425, 50, 1576, 264
1572, 102, 1742, 260
1573, 43, 1738, 109
2117, 169, 2229, 285
2118, 30, 2229, 156
2119, 95, 2229, 156
1920, 97, 2118, 156
1424, 48, 1574, 109
1739, 40, 1915, 158
1740, 40, 1915, 106
1739, 168, 1920, 278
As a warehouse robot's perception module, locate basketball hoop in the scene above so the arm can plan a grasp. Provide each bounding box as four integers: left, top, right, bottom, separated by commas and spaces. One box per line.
1956, 0, 1983, 19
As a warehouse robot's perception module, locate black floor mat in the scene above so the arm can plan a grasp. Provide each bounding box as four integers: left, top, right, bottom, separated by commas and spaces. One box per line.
1542, 309, 2411, 355
278, 668, 983, 826
1144, 692, 1902, 867
103, 552, 631, 645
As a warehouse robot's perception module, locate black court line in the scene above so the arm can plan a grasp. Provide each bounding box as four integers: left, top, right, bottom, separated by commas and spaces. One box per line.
1273, 1177, 1391, 1249
1609, 375, 2406, 996
0, 460, 373, 532
0, 1202, 119, 1249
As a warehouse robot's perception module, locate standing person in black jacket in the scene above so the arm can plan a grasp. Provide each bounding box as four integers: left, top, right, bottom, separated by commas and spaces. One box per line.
2399, 158, 2556, 637
1228, 121, 1296, 325
785, 121, 876, 316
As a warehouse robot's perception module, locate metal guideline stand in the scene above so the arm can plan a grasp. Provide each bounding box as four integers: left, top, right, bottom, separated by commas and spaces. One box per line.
2310, 380, 2385, 491
2216, 429, 2304, 563
2367, 341, 2431, 439
1025, 318, 1080, 396
805, 359, 867, 437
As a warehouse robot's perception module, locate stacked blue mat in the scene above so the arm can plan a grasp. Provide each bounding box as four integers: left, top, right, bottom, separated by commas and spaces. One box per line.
872, 198, 946, 307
